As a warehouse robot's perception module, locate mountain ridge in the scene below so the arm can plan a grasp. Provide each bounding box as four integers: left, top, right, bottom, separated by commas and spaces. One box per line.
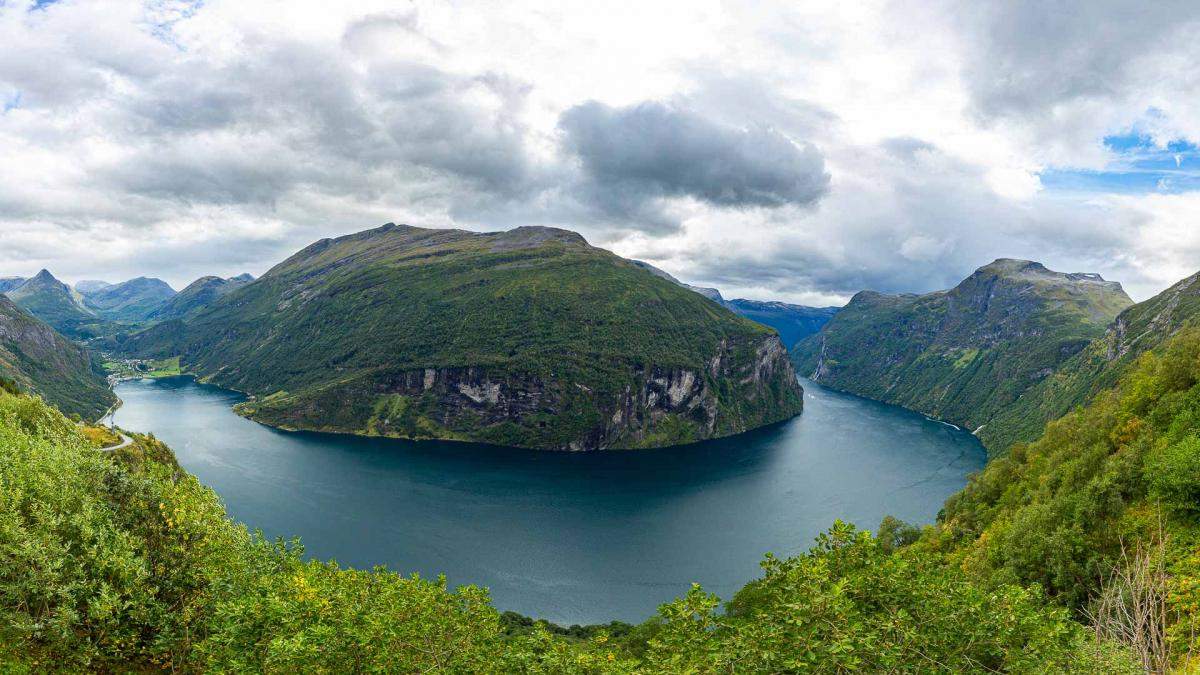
792, 258, 1134, 441
117, 223, 804, 450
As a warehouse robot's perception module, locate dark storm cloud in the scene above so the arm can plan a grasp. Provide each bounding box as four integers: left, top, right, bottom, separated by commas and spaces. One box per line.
558, 100, 829, 223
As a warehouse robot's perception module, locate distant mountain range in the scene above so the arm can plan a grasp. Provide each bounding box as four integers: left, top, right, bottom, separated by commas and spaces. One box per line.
793, 259, 1134, 446
115, 224, 804, 450
628, 260, 840, 346
149, 274, 254, 321
78, 277, 176, 322
4, 270, 103, 339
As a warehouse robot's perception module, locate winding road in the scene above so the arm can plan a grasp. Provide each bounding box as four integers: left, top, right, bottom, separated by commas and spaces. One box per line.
101, 431, 134, 452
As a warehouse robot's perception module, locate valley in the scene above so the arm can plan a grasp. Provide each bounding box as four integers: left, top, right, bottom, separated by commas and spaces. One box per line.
4, 225, 1200, 672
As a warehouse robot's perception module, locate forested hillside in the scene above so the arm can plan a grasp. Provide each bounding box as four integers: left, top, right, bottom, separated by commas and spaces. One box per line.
0, 388, 1134, 672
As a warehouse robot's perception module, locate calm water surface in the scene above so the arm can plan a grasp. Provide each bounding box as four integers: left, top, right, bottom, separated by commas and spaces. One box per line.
113, 376, 984, 625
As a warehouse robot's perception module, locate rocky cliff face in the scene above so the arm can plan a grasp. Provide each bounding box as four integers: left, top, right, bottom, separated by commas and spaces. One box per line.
237, 333, 802, 450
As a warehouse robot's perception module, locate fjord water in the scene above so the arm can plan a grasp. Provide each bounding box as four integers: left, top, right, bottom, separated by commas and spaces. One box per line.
113, 376, 984, 625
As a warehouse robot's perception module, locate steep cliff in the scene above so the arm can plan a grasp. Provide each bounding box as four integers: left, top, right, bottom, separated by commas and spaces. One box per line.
120, 223, 804, 449
792, 259, 1132, 438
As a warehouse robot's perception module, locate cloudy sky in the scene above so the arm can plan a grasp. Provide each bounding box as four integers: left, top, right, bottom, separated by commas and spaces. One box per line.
3, 0, 1200, 303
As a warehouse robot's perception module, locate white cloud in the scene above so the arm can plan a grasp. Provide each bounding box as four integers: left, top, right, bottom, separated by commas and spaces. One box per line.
0, 0, 1197, 302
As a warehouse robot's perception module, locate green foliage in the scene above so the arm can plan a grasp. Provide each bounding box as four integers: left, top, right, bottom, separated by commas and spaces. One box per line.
876, 514, 921, 554
0, 388, 1133, 672
1146, 436, 1200, 513
922, 328, 1200, 664
0, 376, 19, 396
639, 522, 1126, 673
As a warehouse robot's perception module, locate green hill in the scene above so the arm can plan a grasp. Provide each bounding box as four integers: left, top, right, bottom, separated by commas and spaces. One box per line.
792, 259, 1133, 441
80, 276, 176, 322
4, 269, 107, 339
980, 268, 1200, 452
118, 223, 804, 450
0, 295, 115, 419
149, 274, 252, 322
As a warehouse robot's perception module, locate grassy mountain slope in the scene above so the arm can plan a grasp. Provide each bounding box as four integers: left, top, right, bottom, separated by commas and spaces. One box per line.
792, 259, 1133, 438
918, 326, 1200, 668
80, 276, 176, 321
149, 274, 252, 321
0, 388, 1132, 672
0, 295, 115, 419
4, 269, 107, 339
725, 299, 838, 348
118, 223, 804, 450
981, 269, 1200, 452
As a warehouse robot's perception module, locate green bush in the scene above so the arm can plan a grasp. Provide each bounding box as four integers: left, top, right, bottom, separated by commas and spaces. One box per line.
1147, 435, 1200, 513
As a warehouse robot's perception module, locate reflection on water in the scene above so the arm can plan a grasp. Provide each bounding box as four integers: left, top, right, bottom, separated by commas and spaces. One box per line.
114, 376, 985, 625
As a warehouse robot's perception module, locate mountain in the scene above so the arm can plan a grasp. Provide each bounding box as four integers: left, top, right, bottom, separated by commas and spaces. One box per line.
5, 270, 103, 338
980, 268, 1200, 451
724, 300, 839, 348
627, 260, 838, 343
0, 295, 115, 419
0, 277, 25, 293
792, 259, 1133, 440
150, 274, 254, 321
118, 223, 804, 450
80, 277, 176, 322
74, 279, 112, 294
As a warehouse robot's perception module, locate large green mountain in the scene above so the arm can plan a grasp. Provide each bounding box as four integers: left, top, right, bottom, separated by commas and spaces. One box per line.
0, 295, 115, 419
80, 276, 176, 322
119, 223, 804, 450
792, 259, 1133, 440
4, 269, 105, 339
979, 268, 1200, 451
149, 274, 253, 322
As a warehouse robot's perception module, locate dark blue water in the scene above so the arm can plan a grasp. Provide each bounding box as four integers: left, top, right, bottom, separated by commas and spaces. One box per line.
113, 376, 984, 625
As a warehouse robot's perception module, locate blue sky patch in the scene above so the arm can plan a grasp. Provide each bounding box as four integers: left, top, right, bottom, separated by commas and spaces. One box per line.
1041, 130, 1200, 195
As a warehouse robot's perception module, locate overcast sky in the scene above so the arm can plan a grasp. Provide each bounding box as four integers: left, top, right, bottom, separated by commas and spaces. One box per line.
3, 0, 1200, 303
